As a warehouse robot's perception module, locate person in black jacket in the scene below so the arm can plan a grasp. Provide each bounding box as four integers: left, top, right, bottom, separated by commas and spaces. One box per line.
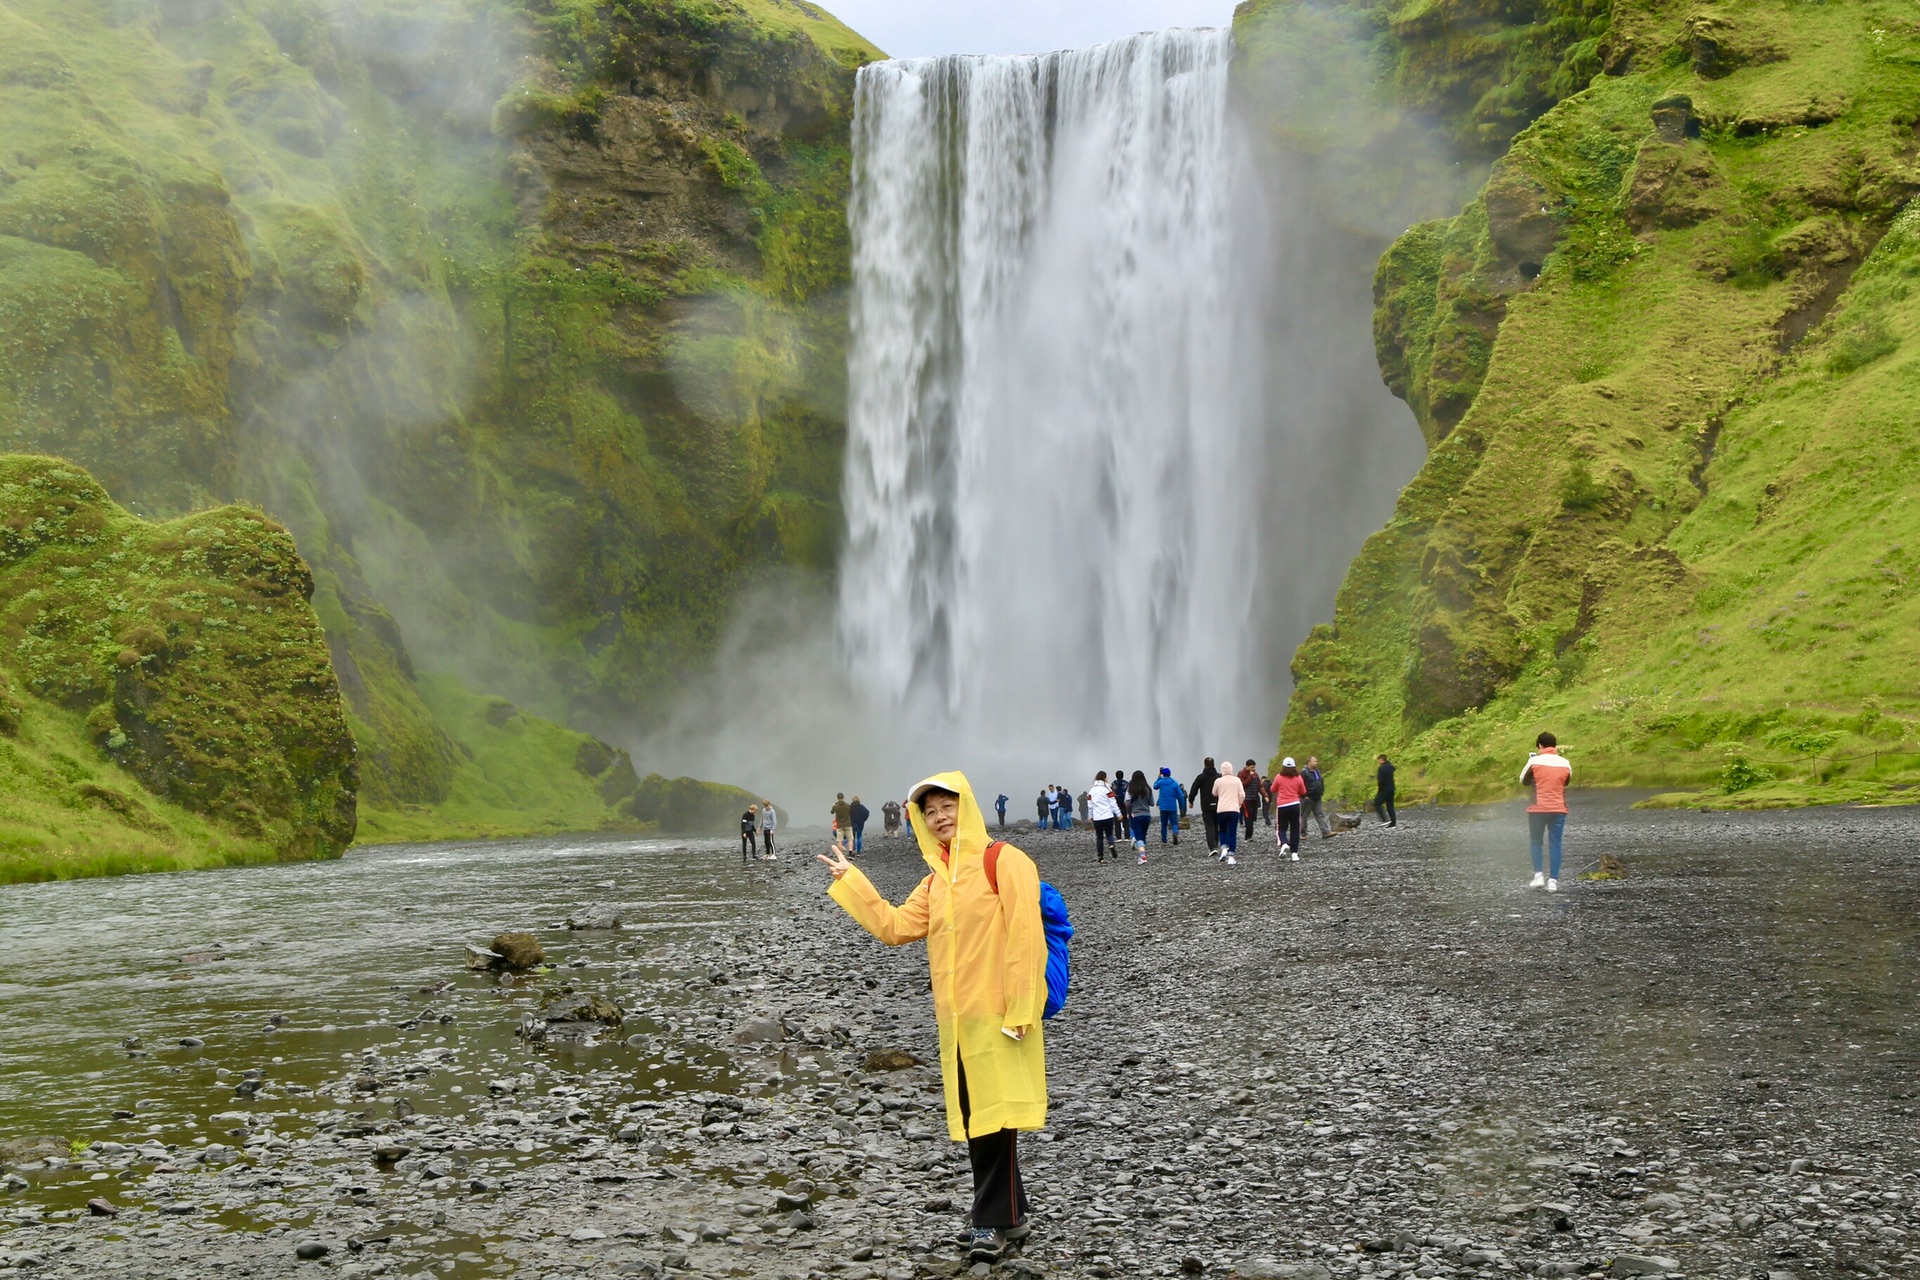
1302, 755, 1332, 839
1372, 755, 1397, 827
849, 796, 871, 854
1189, 757, 1221, 852
741, 806, 759, 863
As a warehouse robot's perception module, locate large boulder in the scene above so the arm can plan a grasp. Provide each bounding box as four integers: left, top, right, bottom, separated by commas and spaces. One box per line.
490, 933, 545, 969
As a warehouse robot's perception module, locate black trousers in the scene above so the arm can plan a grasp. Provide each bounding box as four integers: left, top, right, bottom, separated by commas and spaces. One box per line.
956, 1056, 1028, 1229
1200, 809, 1219, 850
1372, 794, 1397, 825
741, 833, 754, 862
1093, 818, 1117, 858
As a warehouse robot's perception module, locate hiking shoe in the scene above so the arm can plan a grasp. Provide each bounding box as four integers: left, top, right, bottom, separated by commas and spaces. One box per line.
1529, 872, 1545, 888
1547, 878, 1559, 893
1005, 1218, 1032, 1244
966, 1228, 1006, 1262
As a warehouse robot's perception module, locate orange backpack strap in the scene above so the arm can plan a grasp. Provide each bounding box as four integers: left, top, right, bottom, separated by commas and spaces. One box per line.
983, 841, 1006, 894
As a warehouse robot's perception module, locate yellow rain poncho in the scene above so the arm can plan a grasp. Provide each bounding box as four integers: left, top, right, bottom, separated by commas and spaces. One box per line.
828, 771, 1049, 1141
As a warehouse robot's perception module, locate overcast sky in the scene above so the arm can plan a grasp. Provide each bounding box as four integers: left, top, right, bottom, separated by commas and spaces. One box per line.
823, 0, 1240, 59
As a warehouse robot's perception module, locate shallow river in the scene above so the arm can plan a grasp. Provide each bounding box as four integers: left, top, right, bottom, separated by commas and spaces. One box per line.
0, 834, 757, 1161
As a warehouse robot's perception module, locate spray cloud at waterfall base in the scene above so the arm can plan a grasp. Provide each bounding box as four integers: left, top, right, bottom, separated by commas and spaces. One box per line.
644, 24, 1433, 804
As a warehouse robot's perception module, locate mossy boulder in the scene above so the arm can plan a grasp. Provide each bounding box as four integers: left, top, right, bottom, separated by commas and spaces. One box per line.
0, 454, 355, 856
627, 772, 763, 834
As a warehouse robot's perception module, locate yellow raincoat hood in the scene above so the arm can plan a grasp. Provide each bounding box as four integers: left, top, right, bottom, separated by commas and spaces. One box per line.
828, 771, 1049, 1140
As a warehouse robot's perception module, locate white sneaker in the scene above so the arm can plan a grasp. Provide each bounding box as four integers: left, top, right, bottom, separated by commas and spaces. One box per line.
1225, 856, 1237, 866
1529, 872, 1545, 888
1547, 878, 1558, 892
1280, 843, 1291, 854
1290, 850, 1299, 862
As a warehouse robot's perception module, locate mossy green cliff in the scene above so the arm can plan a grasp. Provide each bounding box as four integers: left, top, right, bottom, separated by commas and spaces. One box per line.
0, 454, 352, 878
0, 0, 874, 840
1251, 0, 1920, 806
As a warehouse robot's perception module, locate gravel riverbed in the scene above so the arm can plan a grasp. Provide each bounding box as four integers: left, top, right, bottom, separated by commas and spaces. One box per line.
2, 795, 1916, 1280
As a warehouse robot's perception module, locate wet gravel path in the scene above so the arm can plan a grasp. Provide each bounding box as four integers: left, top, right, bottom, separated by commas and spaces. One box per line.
3, 794, 1917, 1280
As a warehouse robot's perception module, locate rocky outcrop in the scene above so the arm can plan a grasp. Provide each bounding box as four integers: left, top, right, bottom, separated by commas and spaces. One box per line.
0, 455, 355, 859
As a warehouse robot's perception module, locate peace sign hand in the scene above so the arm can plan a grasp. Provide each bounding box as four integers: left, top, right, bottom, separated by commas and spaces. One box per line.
817, 846, 853, 882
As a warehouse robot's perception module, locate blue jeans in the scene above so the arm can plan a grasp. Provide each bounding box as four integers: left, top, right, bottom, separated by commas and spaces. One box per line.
853, 825, 865, 854
1218, 811, 1240, 853
1159, 811, 1178, 842
1529, 812, 1566, 879
1130, 813, 1151, 844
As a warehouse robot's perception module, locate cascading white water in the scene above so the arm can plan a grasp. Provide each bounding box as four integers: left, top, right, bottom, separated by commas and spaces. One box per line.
840, 28, 1272, 772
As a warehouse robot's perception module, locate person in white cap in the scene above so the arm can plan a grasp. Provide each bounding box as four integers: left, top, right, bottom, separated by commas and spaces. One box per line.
1268, 758, 1307, 859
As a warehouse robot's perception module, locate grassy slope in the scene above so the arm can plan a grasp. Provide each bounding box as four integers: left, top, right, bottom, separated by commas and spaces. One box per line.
1262, 0, 1920, 807
0, 454, 354, 878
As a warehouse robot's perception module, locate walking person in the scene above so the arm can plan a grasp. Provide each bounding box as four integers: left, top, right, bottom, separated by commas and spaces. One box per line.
1088, 772, 1120, 862
1522, 732, 1572, 892
1269, 759, 1307, 859
1153, 767, 1183, 846
995, 793, 1009, 829
1211, 763, 1244, 865
1372, 755, 1397, 827
741, 804, 759, 864
850, 796, 871, 855
819, 775, 1047, 1263
832, 792, 854, 852
761, 801, 778, 859
1113, 768, 1132, 829
884, 799, 903, 838
1190, 757, 1222, 853
1127, 770, 1154, 860
1239, 760, 1262, 835
1302, 756, 1332, 840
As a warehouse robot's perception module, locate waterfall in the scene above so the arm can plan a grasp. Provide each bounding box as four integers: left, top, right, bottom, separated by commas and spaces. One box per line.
839, 28, 1273, 772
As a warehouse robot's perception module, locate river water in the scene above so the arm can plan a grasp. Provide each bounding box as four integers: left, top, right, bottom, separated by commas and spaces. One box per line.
0, 835, 758, 1161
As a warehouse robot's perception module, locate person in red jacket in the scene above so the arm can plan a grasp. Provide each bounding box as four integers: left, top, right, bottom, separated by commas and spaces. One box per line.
1268, 758, 1308, 859
1521, 731, 1572, 892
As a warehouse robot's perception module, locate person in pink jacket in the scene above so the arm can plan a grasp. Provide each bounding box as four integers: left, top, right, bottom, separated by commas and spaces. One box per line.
1268, 758, 1308, 859
1521, 731, 1573, 891
1211, 765, 1245, 864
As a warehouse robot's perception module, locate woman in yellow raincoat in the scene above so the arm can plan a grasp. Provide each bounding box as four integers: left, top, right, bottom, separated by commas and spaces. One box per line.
818, 771, 1048, 1263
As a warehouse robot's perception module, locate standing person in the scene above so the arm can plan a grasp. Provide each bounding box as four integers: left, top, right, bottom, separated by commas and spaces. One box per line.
1269, 759, 1307, 859
819, 775, 1047, 1263
1127, 770, 1154, 860
1153, 767, 1183, 846
1521, 732, 1573, 892
995, 793, 1009, 829
1211, 764, 1244, 865
832, 792, 854, 852
1302, 757, 1332, 840
1087, 772, 1120, 862
1190, 758, 1222, 853
883, 799, 902, 838
1061, 787, 1075, 829
1076, 789, 1089, 824
1372, 756, 1397, 827
1036, 791, 1049, 828
1045, 785, 1061, 830
741, 804, 759, 864
850, 796, 871, 856
761, 801, 778, 859
1239, 760, 1262, 834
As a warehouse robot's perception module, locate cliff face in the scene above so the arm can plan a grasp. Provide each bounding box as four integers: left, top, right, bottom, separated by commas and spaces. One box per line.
0, 454, 354, 878
0, 0, 875, 827
1255, 0, 1920, 803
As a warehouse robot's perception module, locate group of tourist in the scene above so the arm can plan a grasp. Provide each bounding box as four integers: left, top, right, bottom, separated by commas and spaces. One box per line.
812, 733, 1575, 1265
736, 800, 779, 863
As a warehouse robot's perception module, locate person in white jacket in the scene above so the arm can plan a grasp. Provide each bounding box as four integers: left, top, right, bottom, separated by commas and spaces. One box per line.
1087, 771, 1122, 862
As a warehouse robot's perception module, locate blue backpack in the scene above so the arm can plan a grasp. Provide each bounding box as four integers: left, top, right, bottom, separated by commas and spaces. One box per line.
985, 842, 1073, 1019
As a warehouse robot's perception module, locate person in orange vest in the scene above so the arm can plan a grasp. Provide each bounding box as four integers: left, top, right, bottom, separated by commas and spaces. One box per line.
819, 773, 1048, 1264
1521, 732, 1573, 892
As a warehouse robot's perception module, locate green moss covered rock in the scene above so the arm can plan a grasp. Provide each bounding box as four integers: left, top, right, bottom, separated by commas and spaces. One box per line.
0, 454, 354, 858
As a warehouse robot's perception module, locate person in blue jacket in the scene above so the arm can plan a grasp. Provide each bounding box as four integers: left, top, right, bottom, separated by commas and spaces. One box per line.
1152, 767, 1184, 845
994, 793, 1009, 828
